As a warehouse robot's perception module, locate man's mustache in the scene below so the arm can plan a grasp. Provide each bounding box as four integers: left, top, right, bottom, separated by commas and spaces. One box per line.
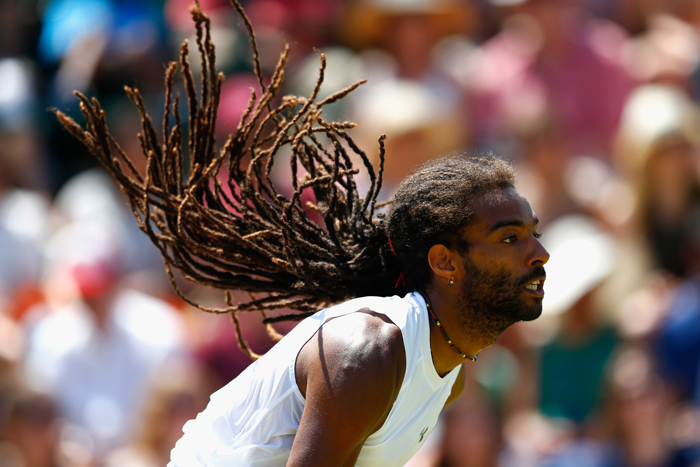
518, 266, 547, 288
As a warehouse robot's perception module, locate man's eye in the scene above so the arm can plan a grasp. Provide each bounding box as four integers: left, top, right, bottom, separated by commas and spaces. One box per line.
503, 236, 516, 244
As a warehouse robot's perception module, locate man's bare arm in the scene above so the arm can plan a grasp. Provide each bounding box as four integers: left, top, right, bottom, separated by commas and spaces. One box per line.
288, 311, 407, 467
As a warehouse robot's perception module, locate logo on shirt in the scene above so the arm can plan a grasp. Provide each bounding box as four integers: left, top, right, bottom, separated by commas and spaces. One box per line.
419, 426, 429, 442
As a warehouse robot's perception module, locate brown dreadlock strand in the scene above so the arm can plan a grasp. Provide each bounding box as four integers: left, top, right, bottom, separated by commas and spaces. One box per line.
53, 0, 404, 360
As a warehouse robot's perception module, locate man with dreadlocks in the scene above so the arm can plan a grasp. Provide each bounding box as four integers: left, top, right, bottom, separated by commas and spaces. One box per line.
167, 156, 549, 467
54, 1, 549, 466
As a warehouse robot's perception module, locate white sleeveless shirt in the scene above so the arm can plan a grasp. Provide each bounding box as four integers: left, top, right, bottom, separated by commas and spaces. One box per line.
168, 292, 461, 467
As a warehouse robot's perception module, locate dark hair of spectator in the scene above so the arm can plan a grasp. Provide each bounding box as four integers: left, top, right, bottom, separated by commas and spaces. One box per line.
53, 0, 516, 359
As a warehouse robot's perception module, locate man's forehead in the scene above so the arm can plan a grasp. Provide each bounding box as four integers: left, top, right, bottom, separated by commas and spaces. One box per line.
468, 188, 537, 229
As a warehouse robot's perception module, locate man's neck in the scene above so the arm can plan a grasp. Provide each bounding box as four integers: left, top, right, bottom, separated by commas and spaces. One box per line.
421, 289, 495, 377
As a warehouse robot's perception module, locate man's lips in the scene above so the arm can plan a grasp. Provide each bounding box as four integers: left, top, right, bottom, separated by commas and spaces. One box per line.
524, 277, 545, 296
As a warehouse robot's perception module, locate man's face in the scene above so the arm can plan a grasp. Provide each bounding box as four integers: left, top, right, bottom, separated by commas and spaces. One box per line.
457, 187, 549, 329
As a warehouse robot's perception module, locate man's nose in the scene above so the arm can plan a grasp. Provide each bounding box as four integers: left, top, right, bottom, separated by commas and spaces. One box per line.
529, 239, 550, 267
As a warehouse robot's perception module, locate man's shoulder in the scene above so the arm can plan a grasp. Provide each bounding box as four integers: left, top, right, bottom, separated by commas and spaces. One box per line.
317, 292, 424, 366
322, 308, 405, 361
296, 307, 407, 400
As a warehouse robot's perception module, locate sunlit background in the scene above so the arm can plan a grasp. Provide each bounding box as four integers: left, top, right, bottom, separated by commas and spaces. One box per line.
2, 0, 700, 466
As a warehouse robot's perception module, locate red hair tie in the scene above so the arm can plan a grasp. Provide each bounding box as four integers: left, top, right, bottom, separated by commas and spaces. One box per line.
387, 237, 397, 256
387, 238, 406, 288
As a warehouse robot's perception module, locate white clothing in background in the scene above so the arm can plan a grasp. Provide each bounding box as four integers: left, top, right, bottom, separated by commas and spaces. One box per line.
24, 289, 185, 454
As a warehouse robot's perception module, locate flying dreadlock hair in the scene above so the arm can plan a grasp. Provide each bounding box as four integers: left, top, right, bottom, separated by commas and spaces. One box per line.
53, 0, 405, 359
53, 0, 518, 360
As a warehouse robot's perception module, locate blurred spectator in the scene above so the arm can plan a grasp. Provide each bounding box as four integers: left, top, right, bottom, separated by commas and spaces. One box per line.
338, 0, 476, 79
336, 0, 474, 190
647, 202, 700, 464
22, 218, 186, 461
537, 216, 618, 424
652, 276, 700, 466
614, 83, 700, 278
465, 0, 635, 160
497, 215, 621, 466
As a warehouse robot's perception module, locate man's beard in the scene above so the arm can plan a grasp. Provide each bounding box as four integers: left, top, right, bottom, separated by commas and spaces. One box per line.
457, 256, 545, 340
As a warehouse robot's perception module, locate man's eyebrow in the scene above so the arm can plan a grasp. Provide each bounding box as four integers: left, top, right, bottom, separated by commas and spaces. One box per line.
489, 217, 539, 233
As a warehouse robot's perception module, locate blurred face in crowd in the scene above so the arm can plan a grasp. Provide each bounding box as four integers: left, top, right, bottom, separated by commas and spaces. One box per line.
644, 139, 699, 209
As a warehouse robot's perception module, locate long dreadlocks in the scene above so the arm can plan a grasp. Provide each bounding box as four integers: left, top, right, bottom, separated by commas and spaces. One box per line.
54, 0, 517, 360
54, 0, 404, 359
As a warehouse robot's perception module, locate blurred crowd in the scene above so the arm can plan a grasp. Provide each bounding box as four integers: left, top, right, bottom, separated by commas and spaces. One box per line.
4, 0, 700, 466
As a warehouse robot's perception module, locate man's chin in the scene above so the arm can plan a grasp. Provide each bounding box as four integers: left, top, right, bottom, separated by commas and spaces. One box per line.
518, 301, 543, 322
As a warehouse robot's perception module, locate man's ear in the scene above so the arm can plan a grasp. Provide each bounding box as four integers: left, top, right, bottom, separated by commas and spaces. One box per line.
427, 244, 459, 284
